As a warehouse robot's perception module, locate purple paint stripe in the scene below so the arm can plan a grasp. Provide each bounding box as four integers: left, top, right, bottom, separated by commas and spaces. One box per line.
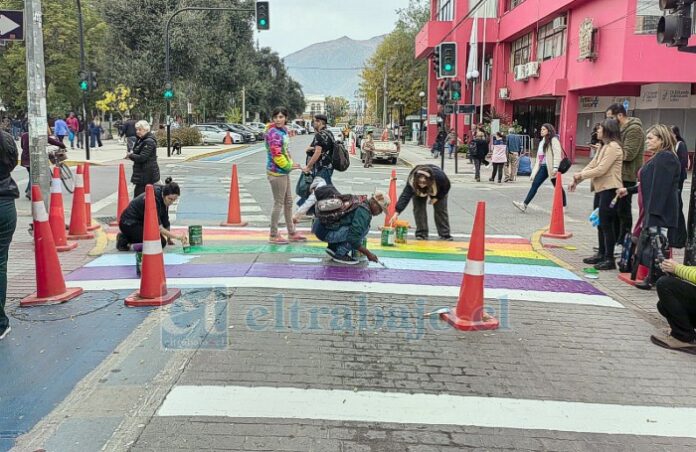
66, 262, 603, 296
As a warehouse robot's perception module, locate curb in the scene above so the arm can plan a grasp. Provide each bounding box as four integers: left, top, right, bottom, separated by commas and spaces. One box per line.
183, 145, 248, 162
62, 160, 108, 167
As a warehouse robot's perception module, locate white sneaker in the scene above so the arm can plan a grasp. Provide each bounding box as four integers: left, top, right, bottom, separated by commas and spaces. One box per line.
512, 201, 527, 213
0, 326, 11, 340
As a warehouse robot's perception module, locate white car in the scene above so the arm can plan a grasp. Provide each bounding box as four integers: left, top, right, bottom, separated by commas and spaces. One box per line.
328, 127, 344, 143
289, 123, 306, 135
246, 122, 266, 132
192, 125, 242, 144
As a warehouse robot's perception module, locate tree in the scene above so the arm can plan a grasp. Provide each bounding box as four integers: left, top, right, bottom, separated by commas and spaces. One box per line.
359, 0, 429, 126
95, 85, 138, 119
325, 96, 349, 125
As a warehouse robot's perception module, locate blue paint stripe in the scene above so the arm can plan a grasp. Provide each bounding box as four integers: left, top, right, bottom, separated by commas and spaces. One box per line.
85, 254, 196, 267
201, 144, 265, 162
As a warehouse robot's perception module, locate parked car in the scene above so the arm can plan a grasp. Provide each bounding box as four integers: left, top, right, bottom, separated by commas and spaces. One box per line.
237, 124, 264, 141
191, 125, 242, 144
360, 128, 400, 164
203, 123, 255, 143
246, 121, 266, 131
289, 123, 306, 135
328, 127, 344, 143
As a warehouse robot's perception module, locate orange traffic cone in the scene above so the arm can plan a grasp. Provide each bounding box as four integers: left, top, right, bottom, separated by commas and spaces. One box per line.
20, 185, 83, 306
618, 264, 650, 286
221, 164, 248, 227
83, 162, 100, 231
110, 163, 130, 227
542, 172, 572, 239
440, 201, 499, 331
223, 131, 232, 145
384, 169, 398, 227
67, 165, 95, 240
49, 167, 77, 252
125, 184, 181, 307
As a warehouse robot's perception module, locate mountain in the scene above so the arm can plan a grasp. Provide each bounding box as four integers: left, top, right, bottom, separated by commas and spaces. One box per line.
283, 35, 385, 101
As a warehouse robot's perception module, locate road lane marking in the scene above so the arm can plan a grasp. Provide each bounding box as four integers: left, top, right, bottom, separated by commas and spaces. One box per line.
157, 385, 696, 438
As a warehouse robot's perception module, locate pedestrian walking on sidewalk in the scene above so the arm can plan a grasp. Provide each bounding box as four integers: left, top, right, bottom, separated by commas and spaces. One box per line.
266, 106, 306, 245
0, 129, 19, 340
116, 178, 187, 251
445, 128, 457, 158
471, 131, 489, 182
489, 132, 507, 183
568, 118, 623, 271
89, 118, 103, 148
127, 120, 160, 198
66, 112, 79, 149
431, 129, 446, 158
504, 130, 522, 182
123, 117, 138, 153
53, 117, 69, 144
392, 164, 452, 241
513, 123, 566, 212
362, 130, 375, 168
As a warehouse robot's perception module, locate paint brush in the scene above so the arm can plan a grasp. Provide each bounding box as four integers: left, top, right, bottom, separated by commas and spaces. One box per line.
423, 307, 450, 318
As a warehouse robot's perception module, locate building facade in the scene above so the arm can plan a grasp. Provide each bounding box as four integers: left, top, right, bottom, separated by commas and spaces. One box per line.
416, 0, 696, 159
302, 95, 326, 121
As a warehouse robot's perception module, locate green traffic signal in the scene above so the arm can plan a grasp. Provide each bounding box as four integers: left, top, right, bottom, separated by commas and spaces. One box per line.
259, 18, 267, 26
80, 81, 89, 91
164, 90, 174, 100
445, 64, 452, 71
452, 92, 460, 100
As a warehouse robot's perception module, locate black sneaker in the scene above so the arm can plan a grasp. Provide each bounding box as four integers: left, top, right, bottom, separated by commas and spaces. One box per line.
325, 247, 336, 257
0, 326, 11, 340
594, 260, 616, 271
332, 254, 359, 265
439, 235, 454, 241
416, 235, 428, 241
582, 254, 604, 265
116, 233, 130, 251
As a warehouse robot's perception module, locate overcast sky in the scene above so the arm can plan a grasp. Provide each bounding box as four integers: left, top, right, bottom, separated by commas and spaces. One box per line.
256, 0, 410, 57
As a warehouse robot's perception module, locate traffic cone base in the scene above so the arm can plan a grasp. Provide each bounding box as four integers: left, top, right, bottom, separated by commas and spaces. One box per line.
20, 286, 83, 307
221, 220, 248, 227
440, 310, 499, 331
125, 287, 181, 307
542, 230, 573, 239
67, 231, 95, 240
86, 222, 101, 231
618, 264, 650, 286
56, 241, 78, 252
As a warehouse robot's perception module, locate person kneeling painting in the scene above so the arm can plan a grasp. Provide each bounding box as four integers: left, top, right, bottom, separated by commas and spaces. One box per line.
312, 187, 389, 265
117, 178, 187, 251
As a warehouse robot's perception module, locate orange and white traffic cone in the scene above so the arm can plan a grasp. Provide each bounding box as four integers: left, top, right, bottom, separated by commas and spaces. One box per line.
110, 163, 130, 227
542, 172, 572, 239
221, 164, 248, 227
440, 201, 499, 331
125, 184, 181, 307
83, 162, 100, 231
20, 185, 83, 306
49, 167, 77, 252
223, 131, 232, 145
384, 169, 398, 227
67, 165, 95, 240
618, 264, 650, 286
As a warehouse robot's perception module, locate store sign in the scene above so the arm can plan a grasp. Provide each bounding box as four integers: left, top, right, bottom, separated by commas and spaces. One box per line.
636, 83, 691, 109
637, 84, 659, 109
578, 96, 601, 113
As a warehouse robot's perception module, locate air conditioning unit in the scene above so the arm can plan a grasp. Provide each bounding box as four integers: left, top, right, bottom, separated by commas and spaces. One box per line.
514, 64, 528, 81
552, 16, 567, 31
527, 61, 540, 78
499, 87, 510, 100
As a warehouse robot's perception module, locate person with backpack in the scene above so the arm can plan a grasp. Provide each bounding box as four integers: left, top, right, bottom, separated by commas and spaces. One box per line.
266, 106, 306, 244
391, 164, 452, 241
312, 188, 389, 265
305, 114, 336, 185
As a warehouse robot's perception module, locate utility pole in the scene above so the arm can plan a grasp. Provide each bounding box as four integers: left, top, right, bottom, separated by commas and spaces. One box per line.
25, 0, 50, 203
76, 0, 90, 160
382, 66, 388, 127
242, 86, 246, 125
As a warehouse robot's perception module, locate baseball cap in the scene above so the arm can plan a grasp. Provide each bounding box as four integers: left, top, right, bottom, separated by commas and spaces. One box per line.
314, 114, 328, 123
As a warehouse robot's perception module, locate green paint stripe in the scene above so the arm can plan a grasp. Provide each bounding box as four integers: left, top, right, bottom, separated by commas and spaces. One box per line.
184, 245, 558, 267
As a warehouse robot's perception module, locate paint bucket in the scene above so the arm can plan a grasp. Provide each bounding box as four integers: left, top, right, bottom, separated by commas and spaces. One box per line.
135, 251, 142, 277
353, 237, 368, 261
394, 220, 409, 244
188, 225, 203, 246
183, 245, 191, 254
381, 227, 395, 247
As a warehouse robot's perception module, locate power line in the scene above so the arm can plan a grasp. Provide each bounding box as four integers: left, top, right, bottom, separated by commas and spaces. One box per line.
286, 66, 365, 71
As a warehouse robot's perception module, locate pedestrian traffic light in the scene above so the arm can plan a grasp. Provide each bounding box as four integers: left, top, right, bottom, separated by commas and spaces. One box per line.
436, 81, 447, 105
164, 82, 174, 100
439, 42, 457, 78
432, 44, 441, 78
90, 72, 98, 90
658, 0, 694, 47
79, 71, 89, 92
256, 1, 270, 30
450, 81, 462, 101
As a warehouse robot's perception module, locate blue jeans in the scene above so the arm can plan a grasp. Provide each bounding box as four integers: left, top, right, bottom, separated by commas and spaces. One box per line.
0, 199, 17, 330
313, 166, 333, 186
446, 144, 455, 156
523, 164, 566, 207
312, 220, 368, 257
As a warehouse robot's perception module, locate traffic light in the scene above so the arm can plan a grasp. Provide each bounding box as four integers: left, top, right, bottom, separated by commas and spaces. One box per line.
658, 0, 694, 47
256, 1, 270, 30
436, 81, 447, 105
439, 42, 457, 78
79, 71, 89, 92
90, 71, 98, 90
432, 44, 441, 78
450, 81, 462, 102
164, 82, 174, 100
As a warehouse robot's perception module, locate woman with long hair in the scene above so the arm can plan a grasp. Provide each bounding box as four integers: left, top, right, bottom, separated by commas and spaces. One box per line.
265, 106, 306, 244
569, 119, 624, 270
513, 123, 566, 212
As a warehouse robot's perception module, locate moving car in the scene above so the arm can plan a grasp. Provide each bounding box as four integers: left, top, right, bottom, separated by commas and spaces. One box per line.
191, 125, 242, 145
360, 127, 400, 164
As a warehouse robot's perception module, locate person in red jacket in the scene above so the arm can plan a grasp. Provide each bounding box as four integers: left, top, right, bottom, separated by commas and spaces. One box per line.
66, 112, 79, 149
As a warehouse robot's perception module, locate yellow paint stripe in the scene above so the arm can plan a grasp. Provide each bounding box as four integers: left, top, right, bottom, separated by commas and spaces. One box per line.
88, 226, 108, 257
531, 228, 575, 270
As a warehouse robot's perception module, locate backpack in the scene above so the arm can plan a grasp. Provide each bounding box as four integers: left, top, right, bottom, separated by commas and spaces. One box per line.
322, 130, 350, 172
314, 186, 367, 225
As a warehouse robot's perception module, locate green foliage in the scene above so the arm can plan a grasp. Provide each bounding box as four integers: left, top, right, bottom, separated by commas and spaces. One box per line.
155, 126, 202, 147
325, 96, 350, 124
225, 107, 243, 124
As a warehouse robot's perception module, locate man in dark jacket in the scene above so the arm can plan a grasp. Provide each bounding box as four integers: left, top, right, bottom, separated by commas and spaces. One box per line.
127, 120, 160, 197
392, 164, 452, 241
0, 130, 19, 339
122, 117, 138, 153
606, 103, 644, 243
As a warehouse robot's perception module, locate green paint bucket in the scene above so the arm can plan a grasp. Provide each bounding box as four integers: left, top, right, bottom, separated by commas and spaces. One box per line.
135, 251, 142, 277
381, 227, 395, 247
188, 225, 203, 246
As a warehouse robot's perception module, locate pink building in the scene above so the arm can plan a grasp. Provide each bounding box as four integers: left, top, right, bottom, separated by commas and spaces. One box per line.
416, 0, 696, 160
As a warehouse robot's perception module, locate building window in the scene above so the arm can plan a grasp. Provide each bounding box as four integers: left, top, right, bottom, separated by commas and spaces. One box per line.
537, 17, 566, 61
506, 0, 526, 11
437, 0, 454, 21
510, 33, 532, 70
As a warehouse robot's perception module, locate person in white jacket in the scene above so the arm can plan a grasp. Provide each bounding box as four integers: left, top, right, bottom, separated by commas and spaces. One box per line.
293, 177, 327, 224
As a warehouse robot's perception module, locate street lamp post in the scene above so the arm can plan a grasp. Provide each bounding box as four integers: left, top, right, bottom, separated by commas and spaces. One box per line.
418, 91, 425, 146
